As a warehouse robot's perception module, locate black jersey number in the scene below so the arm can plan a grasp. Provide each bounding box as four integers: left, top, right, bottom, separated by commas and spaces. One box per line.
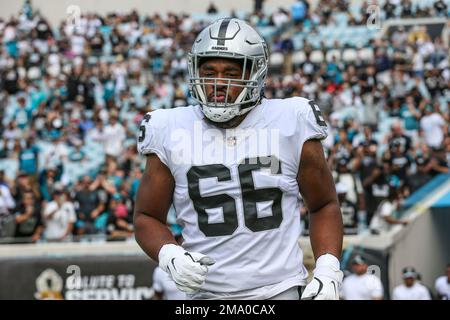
308, 100, 327, 127
187, 156, 283, 237
138, 113, 152, 142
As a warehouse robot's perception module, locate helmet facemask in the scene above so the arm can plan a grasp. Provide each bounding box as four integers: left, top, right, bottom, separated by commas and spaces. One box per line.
188, 51, 268, 123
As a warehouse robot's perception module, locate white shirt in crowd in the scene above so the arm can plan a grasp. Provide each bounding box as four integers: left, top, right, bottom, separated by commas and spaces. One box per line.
45, 141, 69, 164
341, 274, 384, 300
435, 276, 450, 300
332, 172, 364, 205
420, 113, 446, 148
152, 267, 186, 300
370, 200, 394, 233
392, 282, 431, 300
87, 126, 108, 145
71, 34, 86, 56
104, 122, 126, 158
0, 184, 15, 215
43, 201, 76, 240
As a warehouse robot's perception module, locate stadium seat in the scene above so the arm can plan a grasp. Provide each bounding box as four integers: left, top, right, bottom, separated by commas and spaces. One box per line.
270, 52, 284, 67
191, 12, 229, 23
342, 48, 358, 63
326, 49, 341, 62
292, 51, 306, 65
257, 26, 277, 39
310, 50, 324, 64
358, 47, 374, 62
0, 159, 18, 180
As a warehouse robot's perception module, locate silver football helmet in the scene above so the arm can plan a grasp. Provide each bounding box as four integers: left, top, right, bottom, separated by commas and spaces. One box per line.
188, 18, 269, 123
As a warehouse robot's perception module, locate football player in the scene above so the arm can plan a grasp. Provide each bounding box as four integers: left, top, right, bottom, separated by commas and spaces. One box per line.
134, 18, 343, 300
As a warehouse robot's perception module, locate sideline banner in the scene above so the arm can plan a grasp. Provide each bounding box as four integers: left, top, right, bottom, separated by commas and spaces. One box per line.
0, 255, 157, 300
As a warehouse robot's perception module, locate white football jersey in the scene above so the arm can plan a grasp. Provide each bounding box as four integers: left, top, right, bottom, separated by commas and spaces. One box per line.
137, 97, 328, 297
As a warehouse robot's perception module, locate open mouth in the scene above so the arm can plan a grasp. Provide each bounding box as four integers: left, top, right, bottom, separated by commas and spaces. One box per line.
209, 92, 227, 103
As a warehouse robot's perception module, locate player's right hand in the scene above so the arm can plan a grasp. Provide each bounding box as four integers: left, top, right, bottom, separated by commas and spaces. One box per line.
301, 253, 343, 300
158, 244, 215, 294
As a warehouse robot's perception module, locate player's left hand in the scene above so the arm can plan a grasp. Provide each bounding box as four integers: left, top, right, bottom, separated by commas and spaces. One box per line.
301, 253, 343, 300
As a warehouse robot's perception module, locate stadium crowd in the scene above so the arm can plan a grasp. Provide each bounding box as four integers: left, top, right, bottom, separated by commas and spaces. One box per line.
0, 0, 448, 243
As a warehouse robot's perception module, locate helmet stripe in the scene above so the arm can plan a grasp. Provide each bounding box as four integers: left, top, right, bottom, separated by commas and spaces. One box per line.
217, 18, 232, 46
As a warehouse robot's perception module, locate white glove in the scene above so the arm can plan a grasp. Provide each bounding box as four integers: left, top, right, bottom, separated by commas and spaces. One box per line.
158, 244, 215, 294
301, 254, 343, 300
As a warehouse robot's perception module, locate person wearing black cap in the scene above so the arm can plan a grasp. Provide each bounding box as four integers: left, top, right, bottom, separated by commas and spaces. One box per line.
387, 139, 412, 187
426, 145, 449, 177
392, 267, 431, 300
407, 156, 432, 193
340, 255, 384, 300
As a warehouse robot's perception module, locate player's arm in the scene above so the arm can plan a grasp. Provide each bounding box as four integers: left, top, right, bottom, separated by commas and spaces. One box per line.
134, 154, 177, 261
134, 112, 215, 294
298, 139, 343, 260
297, 139, 344, 300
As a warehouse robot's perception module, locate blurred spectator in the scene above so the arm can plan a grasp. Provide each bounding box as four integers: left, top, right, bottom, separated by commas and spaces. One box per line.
18, 136, 39, 175
426, 146, 449, 177
392, 267, 431, 300
385, 139, 413, 187
42, 188, 76, 241
407, 156, 432, 193
280, 32, 295, 75
13, 95, 32, 130
68, 143, 86, 162
416, 272, 435, 300
39, 164, 63, 202
104, 112, 126, 158
369, 187, 408, 234
87, 120, 107, 145
105, 193, 133, 240
0, 176, 15, 238
253, 0, 265, 14
291, 0, 308, 25
434, 264, 450, 300
13, 190, 43, 241
74, 175, 107, 235
386, 122, 412, 155
336, 182, 358, 234
383, 0, 397, 19
89, 168, 116, 196
401, 0, 413, 18
11, 172, 40, 203
332, 156, 366, 230
129, 166, 143, 201
340, 255, 384, 300
420, 103, 447, 148
207, 2, 218, 14
355, 141, 390, 223
433, 0, 448, 16
44, 136, 69, 165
